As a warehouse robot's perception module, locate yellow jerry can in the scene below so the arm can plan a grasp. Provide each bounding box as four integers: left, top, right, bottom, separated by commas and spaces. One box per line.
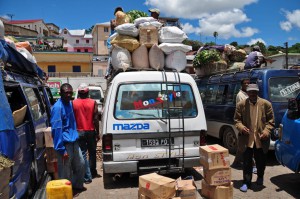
46, 179, 73, 199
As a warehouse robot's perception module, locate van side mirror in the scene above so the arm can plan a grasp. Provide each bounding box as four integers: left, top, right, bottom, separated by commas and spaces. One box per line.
287, 98, 299, 119
100, 98, 104, 103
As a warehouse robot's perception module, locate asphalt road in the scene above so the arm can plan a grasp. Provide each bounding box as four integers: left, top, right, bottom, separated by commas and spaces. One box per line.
75, 136, 300, 199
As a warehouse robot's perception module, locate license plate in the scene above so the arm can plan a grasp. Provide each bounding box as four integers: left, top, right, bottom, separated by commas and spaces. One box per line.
141, 138, 174, 147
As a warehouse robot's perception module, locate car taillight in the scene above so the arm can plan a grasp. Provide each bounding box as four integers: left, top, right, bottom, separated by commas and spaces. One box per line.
102, 134, 112, 152
200, 130, 206, 146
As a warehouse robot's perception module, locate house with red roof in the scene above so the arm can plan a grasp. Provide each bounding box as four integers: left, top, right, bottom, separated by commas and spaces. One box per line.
6, 19, 50, 37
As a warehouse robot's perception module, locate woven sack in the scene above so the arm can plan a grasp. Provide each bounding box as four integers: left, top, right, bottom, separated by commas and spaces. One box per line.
139, 26, 158, 48
165, 50, 187, 71
132, 44, 149, 69
149, 44, 164, 70
115, 11, 130, 26
229, 49, 246, 62
111, 45, 132, 71
111, 35, 140, 52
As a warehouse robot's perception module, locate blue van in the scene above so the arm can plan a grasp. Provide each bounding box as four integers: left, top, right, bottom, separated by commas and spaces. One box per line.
196, 68, 300, 153
0, 44, 53, 198
275, 90, 300, 172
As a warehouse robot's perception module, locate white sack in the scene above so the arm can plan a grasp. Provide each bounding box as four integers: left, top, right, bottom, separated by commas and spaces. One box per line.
132, 44, 149, 69
111, 45, 132, 71
115, 23, 139, 37
149, 44, 164, 70
138, 21, 163, 29
159, 43, 192, 55
165, 50, 187, 71
158, 26, 188, 43
134, 17, 156, 27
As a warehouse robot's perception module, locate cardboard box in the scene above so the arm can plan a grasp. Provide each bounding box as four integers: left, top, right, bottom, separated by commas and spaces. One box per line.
199, 144, 230, 170
139, 26, 158, 48
203, 168, 231, 186
138, 191, 151, 199
44, 127, 54, 147
201, 180, 233, 199
0, 184, 10, 199
176, 177, 197, 199
139, 173, 176, 199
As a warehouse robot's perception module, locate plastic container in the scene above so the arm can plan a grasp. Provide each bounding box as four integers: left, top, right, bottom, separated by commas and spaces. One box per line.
46, 179, 72, 199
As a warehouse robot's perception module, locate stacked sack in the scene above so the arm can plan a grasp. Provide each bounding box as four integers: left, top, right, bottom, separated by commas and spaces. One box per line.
110, 10, 192, 72
0, 155, 14, 199
193, 44, 247, 76
199, 144, 233, 199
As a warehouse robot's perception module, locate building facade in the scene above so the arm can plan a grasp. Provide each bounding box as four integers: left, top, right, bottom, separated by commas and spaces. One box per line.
6, 19, 50, 37
267, 53, 300, 69
46, 23, 60, 36
59, 28, 93, 53
92, 22, 110, 56
33, 52, 93, 77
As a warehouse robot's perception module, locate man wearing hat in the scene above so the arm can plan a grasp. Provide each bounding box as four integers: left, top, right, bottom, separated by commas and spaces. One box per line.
149, 8, 160, 20
234, 83, 275, 192
73, 83, 100, 182
244, 45, 266, 69
114, 6, 123, 15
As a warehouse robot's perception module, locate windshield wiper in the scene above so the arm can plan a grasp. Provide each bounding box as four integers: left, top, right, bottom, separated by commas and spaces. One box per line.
128, 111, 167, 124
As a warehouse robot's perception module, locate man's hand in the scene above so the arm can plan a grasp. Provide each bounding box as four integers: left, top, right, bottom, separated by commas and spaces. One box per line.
259, 131, 269, 140
96, 134, 101, 142
242, 127, 250, 135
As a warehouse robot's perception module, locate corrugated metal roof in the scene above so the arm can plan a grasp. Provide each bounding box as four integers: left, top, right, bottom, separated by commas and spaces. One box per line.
7, 19, 43, 24
84, 34, 92, 39
68, 29, 85, 36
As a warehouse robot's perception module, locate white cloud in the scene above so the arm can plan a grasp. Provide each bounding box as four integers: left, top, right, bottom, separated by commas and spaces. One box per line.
145, 0, 259, 40
145, 0, 258, 19
247, 38, 266, 46
280, 9, 300, 31
182, 9, 258, 39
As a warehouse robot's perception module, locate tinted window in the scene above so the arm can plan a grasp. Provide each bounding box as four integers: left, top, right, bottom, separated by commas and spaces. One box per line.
114, 83, 197, 119
89, 89, 102, 100
205, 85, 218, 104
269, 77, 300, 102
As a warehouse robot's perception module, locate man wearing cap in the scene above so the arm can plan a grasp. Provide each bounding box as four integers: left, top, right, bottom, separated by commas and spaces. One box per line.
73, 83, 100, 182
234, 83, 275, 192
149, 8, 160, 20
244, 45, 266, 69
50, 83, 85, 191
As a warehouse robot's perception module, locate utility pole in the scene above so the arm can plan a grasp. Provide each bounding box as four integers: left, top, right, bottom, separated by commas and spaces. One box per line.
7, 14, 14, 35
284, 42, 288, 69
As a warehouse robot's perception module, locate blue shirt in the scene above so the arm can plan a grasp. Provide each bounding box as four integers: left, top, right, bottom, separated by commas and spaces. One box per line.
50, 99, 78, 155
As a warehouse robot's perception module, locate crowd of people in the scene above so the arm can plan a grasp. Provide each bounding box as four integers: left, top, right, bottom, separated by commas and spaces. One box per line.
50, 83, 100, 195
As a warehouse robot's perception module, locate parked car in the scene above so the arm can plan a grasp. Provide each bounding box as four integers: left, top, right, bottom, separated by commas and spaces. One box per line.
275, 90, 300, 173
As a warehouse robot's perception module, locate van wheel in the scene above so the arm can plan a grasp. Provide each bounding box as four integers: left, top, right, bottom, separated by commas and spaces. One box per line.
223, 127, 237, 154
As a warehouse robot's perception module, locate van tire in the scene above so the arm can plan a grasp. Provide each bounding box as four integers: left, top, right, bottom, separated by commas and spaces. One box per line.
222, 127, 237, 154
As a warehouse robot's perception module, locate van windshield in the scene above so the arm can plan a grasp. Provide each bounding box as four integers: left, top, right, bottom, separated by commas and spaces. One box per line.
89, 89, 102, 100
269, 77, 300, 102
114, 83, 197, 119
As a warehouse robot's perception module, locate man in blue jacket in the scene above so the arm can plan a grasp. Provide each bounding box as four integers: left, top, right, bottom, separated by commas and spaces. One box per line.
50, 83, 85, 191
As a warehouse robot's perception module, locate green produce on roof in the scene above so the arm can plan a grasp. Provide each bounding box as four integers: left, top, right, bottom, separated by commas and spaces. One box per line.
193, 49, 221, 69
127, 10, 149, 23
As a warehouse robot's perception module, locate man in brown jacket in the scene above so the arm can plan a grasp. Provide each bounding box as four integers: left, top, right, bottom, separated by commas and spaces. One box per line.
234, 84, 275, 192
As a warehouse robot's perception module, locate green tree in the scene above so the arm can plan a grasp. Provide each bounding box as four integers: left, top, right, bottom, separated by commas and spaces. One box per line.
230, 41, 238, 47
213, 31, 218, 44
86, 25, 94, 34
182, 39, 203, 51
289, 43, 300, 53
252, 41, 267, 54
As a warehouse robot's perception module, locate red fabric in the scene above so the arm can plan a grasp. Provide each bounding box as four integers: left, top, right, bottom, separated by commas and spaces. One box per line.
73, 98, 95, 131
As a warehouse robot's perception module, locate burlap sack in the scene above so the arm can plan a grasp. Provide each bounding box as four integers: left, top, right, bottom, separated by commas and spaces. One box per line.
111, 35, 140, 52
149, 44, 164, 70
111, 45, 132, 71
165, 50, 187, 72
115, 11, 130, 26
132, 44, 149, 69
139, 26, 158, 48
228, 49, 247, 62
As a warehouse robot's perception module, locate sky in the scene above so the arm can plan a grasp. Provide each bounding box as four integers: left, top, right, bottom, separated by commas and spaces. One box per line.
1, 0, 300, 47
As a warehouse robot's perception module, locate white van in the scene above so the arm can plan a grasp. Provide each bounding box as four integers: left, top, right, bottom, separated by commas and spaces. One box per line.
101, 71, 207, 186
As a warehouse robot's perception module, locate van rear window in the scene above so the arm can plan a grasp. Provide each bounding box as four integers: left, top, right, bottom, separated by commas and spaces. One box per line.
269, 77, 300, 102
114, 83, 197, 119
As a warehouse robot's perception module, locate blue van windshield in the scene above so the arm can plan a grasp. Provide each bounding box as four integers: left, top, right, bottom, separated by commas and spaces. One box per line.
114, 83, 197, 119
269, 77, 300, 102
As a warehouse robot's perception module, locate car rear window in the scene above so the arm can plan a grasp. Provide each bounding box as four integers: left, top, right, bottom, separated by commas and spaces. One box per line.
269, 77, 300, 102
114, 83, 198, 120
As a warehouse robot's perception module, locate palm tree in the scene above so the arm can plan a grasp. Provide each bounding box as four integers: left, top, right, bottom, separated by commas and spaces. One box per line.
213, 31, 218, 44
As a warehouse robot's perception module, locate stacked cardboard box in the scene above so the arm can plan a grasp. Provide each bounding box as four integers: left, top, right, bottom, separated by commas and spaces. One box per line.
0, 155, 14, 199
44, 127, 59, 179
199, 144, 233, 199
